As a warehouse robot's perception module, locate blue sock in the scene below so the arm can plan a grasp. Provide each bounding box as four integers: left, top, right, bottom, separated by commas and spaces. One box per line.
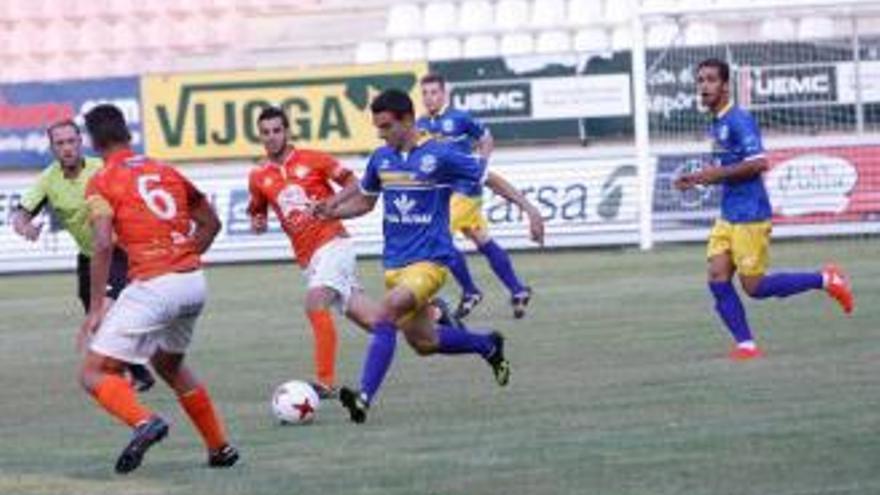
708, 281, 753, 344
752, 272, 823, 299
478, 239, 525, 295
436, 325, 494, 358
446, 248, 481, 296
359, 321, 397, 404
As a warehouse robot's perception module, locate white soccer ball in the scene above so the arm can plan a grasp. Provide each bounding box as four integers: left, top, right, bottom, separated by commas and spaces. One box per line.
271, 380, 320, 425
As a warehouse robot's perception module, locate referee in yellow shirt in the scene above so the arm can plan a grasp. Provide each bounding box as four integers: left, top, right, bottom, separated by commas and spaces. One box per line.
11, 120, 154, 392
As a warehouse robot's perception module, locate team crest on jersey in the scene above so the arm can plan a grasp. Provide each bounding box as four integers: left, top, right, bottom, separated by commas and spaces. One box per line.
379, 159, 391, 170
442, 119, 454, 133
718, 125, 729, 141
277, 184, 309, 218
419, 154, 437, 174
263, 176, 274, 188
293, 165, 309, 179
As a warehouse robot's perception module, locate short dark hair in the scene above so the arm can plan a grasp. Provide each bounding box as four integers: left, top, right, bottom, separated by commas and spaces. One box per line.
84, 104, 131, 151
370, 89, 414, 120
257, 106, 289, 129
697, 58, 730, 83
46, 119, 80, 143
420, 73, 446, 88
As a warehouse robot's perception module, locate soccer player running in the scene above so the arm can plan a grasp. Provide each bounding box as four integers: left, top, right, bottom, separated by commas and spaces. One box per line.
78, 104, 238, 473
675, 58, 854, 360
248, 106, 383, 398
11, 119, 154, 392
314, 89, 511, 423
417, 73, 543, 319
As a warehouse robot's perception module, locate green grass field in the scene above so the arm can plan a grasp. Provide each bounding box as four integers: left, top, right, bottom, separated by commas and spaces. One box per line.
1, 239, 878, 495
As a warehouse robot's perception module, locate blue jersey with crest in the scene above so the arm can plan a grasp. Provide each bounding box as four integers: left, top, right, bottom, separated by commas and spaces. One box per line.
360, 138, 486, 269
416, 107, 487, 197
709, 103, 772, 223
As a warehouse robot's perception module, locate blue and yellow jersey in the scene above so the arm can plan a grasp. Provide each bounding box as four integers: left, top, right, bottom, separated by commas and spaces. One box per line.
416, 107, 488, 197
360, 137, 486, 269
709, 102, 772, 223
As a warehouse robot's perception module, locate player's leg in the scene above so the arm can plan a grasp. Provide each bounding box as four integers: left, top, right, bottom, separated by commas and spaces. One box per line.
463, 222, 531, 319
706, 220, 759, 359
106, 247, 156, 393
733, 223, 853, 313
400, 305, 510, 386
151, 350, 238, 468
448, 193, 483, 318
304, 286, 340, 396
150, 270, 238, 467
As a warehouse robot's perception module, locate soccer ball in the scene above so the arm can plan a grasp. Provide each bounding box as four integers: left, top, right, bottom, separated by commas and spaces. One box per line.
271, 380, 320, 425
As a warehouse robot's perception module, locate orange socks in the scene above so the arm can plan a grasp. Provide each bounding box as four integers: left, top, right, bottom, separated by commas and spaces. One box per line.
179, 385, 228, 451
91, 374, 153, 428
307, 309, 338, 387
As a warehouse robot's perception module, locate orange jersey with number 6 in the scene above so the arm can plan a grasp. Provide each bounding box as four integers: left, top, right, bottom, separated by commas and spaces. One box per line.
248, 149, 351, 267
85, 149, 205, 281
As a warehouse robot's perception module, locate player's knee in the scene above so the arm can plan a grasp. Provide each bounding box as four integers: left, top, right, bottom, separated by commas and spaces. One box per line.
305, 287, 334, 311
740, 276, 763, 298
407, 336, 436, 356
707, 266, 732, 282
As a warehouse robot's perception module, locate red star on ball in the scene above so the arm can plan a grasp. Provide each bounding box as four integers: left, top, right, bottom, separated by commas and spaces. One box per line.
294, 398, 315, 420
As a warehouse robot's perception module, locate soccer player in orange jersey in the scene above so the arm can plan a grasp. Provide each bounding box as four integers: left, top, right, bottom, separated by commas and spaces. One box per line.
247, 106, 381, 398
78, 104, 238, 474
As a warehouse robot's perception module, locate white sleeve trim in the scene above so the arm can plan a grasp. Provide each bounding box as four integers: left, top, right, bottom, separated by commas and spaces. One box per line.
358, 183, 381, 196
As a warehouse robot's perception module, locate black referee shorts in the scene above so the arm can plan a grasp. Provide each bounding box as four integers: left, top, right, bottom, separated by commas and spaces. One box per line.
77, 247, 129, 313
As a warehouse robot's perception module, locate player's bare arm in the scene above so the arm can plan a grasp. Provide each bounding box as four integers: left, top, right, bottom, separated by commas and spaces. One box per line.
485, 171, 545, 246
322, 186, 378, 220
10, 207, 43, 241
190, 197, 222, 254
78, 213, 113, 348
476, 130, 494, 161
675, 157, 768, 190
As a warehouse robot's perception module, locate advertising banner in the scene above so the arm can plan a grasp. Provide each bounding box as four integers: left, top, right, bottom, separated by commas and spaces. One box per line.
0, 77, 143, 169
141, 62, 428, 161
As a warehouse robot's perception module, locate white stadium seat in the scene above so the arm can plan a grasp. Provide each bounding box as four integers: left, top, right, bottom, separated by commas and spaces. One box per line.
463, 34, 498, 58
531, 0, 567, 28
567, 0, 603, 26
459, 0, 495, 33
604, 0, 633, 24
574, 27, 610, 52
759, 18, 796, 41
611, 25, 632, 50
496, 0, 530, 30
423, 2, 458, 34
355, 40, 389, 64
536, 30, 572, 53
684, 21, 718, 46
797, 16, 835, 41
390, 38, 425, 61
646, 22, 680, 48
386, 3, 422, 37
427, 37, 462, 60
500, 32, 534, 55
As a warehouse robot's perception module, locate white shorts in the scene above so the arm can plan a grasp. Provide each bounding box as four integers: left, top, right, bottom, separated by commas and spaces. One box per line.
90, 270, 207, 365
303, 237, 361, 312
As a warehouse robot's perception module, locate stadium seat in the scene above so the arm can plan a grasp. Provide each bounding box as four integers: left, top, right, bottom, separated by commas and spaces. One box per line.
355, 40, 389, 64
604, 0, 634, 24
611, 25, 632, 49
33, 20, 68, 56
536, 30, 572, 53
500, 32, 534, 55
797, 16, 835, 40
646, 22, 680, 47
463, 34, 498, 58
459, 1, 495, 33
759, 18, 796, 41
684, 21, 718, 46
427, 37, 462, 60
385, 3, 422, 37
531, 0, 567, 28
496, 0, 530, 30
7, 0, 51, 23
423, 2, 457, 34
574, 28, 610, 51
567, 0, 603, 26
390, 39, 425, 61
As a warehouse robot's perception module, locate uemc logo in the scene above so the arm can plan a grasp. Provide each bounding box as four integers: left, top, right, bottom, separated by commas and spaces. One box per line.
450, 83, 531, 119
742, 66, 836, 105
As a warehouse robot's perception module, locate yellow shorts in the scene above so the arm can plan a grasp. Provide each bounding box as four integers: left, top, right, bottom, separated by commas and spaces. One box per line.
450, 193, 488, 233
384, 262, 448, 317
706, 219, 771, 276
